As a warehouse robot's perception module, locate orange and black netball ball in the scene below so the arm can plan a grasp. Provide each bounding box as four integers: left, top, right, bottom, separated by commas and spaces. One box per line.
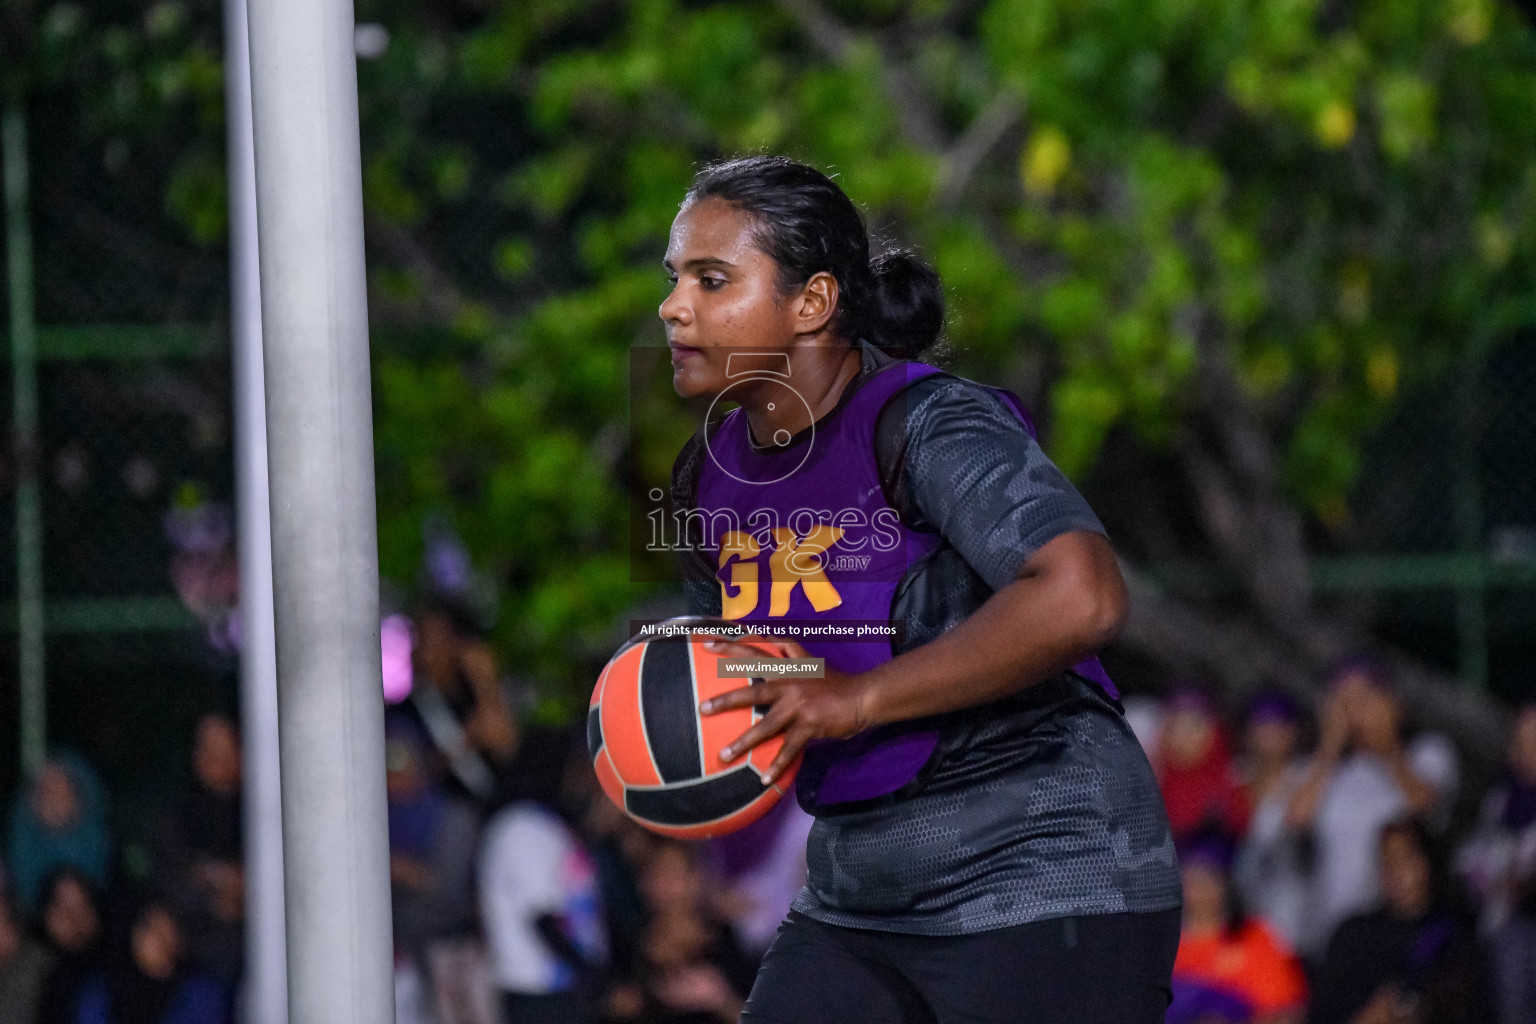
587, 616, 800, 839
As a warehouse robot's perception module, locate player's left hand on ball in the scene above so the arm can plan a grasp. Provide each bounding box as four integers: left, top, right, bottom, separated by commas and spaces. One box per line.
696, 633, 871, 784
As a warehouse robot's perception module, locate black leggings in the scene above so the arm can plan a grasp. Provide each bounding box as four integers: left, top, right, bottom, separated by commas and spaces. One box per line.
741, 908, 1181, 1024
500, 990, 589, 1024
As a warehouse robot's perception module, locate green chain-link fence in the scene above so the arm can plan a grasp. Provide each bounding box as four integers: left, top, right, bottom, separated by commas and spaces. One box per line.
2, 98, 235, 841
1346, 336, 1536, 700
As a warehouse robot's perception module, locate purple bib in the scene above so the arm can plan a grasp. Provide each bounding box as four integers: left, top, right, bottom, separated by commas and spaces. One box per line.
693, 359, 1117, 810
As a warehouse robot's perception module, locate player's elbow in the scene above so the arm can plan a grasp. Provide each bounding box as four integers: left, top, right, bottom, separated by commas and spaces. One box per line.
1072, 568, 1128, 652
1018, 532, 1129, 654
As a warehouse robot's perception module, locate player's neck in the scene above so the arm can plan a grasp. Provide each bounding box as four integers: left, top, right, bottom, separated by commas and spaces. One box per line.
742, 340, 861, 446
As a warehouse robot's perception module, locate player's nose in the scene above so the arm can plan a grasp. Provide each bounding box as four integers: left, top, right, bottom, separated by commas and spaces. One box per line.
659, 285, 691, 326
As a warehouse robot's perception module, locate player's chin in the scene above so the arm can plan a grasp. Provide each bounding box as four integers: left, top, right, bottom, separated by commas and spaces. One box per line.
670, 360, 727, 399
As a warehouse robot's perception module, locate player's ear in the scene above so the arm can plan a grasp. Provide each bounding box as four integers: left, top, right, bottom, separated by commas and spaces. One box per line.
793, 271, 839, 336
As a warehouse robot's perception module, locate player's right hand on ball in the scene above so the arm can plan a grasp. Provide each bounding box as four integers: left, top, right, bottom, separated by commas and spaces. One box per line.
696, 634, 871, 784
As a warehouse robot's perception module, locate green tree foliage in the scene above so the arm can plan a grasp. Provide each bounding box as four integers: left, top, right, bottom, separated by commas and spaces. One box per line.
13, 0, 1536, 712
352, 0, 1536, 706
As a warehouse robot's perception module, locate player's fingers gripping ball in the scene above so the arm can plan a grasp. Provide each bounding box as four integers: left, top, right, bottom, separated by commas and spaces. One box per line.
587, 616, 802, 838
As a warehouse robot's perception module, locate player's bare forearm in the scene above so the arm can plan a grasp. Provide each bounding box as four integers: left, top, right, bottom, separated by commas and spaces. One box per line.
857, 530, 1126, 727
702, 530, 1127, 782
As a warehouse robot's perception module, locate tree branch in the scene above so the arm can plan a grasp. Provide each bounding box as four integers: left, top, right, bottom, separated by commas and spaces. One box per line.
935, 89, 1026, 210
774, 0, 1028, 213
1184, 307, 1314, 634
773, 0, 948, 153
365, 215, 480, 325
1119, 564, 1507, 760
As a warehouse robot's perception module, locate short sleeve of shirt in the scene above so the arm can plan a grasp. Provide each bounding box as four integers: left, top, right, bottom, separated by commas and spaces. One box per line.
885, 376, 1106, 592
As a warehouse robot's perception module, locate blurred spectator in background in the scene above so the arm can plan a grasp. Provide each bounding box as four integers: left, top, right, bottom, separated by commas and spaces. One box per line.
384, 714, 486, 1024
36, 868, 104, 1024
704, 799, 812, 960
1156, 688, 1252, 844
1286, 658, 1458, 956
1235, 692, 1314, 951
479, 729, 606, 1024
0, 881, 53, 1023
1169, 831, 1307, 1024
567, 769, 650, 988
73, 896, 227, 1024
1308, 818, 1490, 1024
402, 598, 519, 807
8, 754, 113, 915
1456, 703, 1536, 1024
607, 842, 754, 1024
150, 713, 243, 988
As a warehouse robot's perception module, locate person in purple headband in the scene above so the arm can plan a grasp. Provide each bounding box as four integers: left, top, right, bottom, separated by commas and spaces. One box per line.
1155, 685, 1251, 843
1169, 829, 1308, 1024
1325, 653, 1396, 694
1285, 656, 1458, 957
1234, 689, 1312, 951
1248, 691, 1303, 727
662, 156, 1180, 1024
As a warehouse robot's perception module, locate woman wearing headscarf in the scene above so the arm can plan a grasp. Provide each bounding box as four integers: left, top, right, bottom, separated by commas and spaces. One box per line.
7, 754, 112, 915
1234, 692, 1314, 952
1155, 688, 1252, 844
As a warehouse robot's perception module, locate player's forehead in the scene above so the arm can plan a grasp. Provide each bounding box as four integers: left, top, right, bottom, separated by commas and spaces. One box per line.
664, 197, 764, 269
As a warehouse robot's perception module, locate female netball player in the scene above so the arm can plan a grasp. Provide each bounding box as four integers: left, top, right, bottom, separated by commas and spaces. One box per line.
662, 156, 1181, 1024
